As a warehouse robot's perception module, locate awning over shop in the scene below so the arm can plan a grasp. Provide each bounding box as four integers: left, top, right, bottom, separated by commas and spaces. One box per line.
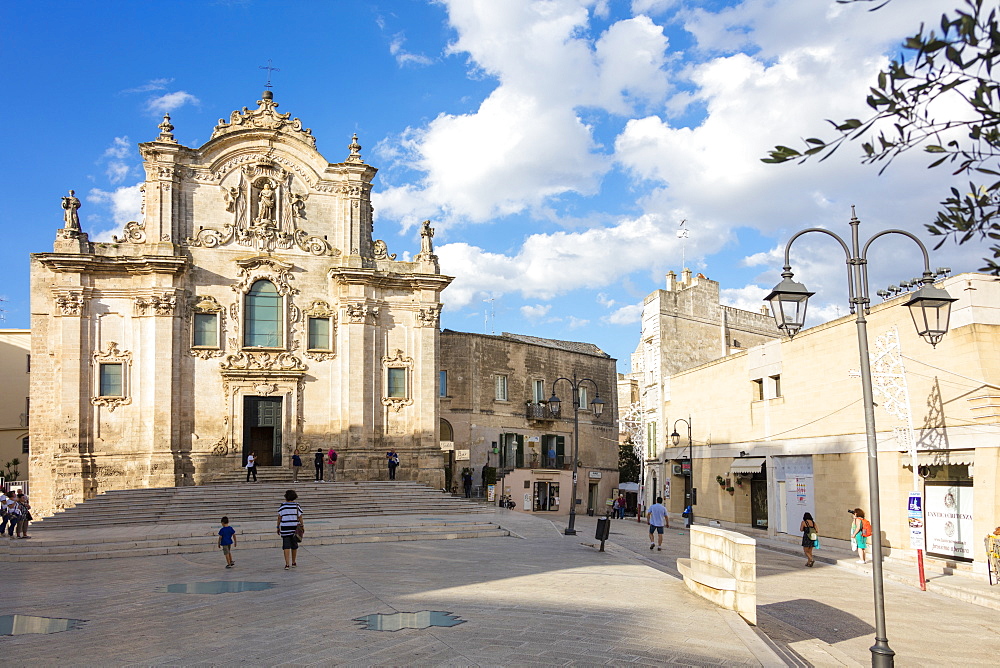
730, 457, 766, 474
903, 450, 975, 467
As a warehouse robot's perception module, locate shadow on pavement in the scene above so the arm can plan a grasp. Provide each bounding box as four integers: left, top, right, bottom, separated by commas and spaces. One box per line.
759, 599, 874, 644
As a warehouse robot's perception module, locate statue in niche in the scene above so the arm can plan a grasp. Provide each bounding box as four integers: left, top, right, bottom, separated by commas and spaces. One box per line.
288, 192, 307, 219
224, 186, 240, 213
419, 220, 435, 255
256, 181, 276, 224
61, 190, 81, 230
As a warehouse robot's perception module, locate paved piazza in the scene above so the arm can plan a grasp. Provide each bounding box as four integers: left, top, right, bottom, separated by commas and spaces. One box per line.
3, 509, 1000, 666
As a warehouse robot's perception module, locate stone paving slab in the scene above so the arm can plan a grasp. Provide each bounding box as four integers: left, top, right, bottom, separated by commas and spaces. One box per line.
0, 510, 776, 666
593, 513, 1000, 666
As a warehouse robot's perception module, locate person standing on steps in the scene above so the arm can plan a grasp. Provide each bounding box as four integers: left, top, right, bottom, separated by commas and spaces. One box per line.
462, 469, 473, 498
647, 496, 668, 551
386, 450, 399, 480
291, 452, 302, 483
327, 447, 338, 482
245, 452, 257, 482
314, 448, 324, 482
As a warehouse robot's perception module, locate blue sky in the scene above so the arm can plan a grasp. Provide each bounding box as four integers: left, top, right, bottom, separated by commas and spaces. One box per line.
1, 0, 983, 370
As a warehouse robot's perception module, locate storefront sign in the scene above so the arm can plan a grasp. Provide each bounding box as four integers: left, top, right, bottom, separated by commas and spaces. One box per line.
925, 483, 974, 561
439, 441, 454, 451
455, 449, 470, 461
487, 484, 495, 502
588, 471, 602, 479
906, 491, 924, 550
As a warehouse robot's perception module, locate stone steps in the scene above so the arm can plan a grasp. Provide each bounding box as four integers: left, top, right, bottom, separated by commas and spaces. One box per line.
34, 481, 492, 529
0, 519, 510, 562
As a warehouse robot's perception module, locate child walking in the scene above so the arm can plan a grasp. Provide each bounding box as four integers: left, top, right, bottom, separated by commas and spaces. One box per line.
219, 516, 237, 568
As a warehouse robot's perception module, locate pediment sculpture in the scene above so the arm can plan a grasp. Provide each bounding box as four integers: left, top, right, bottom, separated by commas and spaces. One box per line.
211, 92, 316, 147
187, 160, 335, 256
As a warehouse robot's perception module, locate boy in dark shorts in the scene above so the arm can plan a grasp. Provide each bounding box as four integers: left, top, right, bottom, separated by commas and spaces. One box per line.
218, 516, 237, 568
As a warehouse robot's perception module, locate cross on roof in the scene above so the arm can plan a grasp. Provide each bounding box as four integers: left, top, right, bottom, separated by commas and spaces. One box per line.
259, 59, 280, 90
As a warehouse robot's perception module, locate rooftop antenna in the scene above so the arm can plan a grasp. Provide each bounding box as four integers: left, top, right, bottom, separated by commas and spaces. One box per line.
677, 219, 689, 270
483, 297, 495, 335
259, 59, 280, 90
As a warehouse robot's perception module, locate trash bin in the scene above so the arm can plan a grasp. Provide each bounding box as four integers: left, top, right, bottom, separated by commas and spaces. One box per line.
595, 517, 611, 541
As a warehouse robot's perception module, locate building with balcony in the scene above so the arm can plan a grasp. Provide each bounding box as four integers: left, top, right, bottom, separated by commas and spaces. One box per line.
439, 330, 618, 515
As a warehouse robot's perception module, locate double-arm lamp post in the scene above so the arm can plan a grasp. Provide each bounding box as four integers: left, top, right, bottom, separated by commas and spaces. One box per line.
548, 375, 605, 536
765, 207, 956, 668
670, 417, 694, 526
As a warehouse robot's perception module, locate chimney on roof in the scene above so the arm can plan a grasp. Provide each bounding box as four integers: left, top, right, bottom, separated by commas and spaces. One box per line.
681, 268, 692, 286
666, 270, 676, 291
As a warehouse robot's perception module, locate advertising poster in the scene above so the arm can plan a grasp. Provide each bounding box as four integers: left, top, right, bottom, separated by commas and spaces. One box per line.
906, 491, 924, 550
925, 483, 974, 561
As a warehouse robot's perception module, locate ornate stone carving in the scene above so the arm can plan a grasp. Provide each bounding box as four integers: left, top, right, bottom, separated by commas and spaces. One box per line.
382, 396, 412, 412
304, 350, 336, 362
157, 114, 176, 143
232, 256, 298, 296
134, 293, 177, 316
345, 302, 367, 324
372, 239, 396, 260
113, 220, 146, 244
211, 435, 229, 456
254, 382, 278, 396
185, 165, 334, 256
381, 348, 414, 412
211, 92, 316, 147
91, 342, 132, 412
220, 351, 305, 372
188, 295, 226, 359
55, 291, 85, 316
416, 304, 442, 328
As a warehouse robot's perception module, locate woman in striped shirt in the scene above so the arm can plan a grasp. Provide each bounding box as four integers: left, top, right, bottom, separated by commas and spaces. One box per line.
277, 489, 303, 570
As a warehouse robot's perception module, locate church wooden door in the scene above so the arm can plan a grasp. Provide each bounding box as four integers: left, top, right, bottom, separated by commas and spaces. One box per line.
243, 396, 283, 466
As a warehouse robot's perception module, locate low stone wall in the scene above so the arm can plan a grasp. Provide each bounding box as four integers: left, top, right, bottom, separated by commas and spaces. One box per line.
677, 525, 756, 624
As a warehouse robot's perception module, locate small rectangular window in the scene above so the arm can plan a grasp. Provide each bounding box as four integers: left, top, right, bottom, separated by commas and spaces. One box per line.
22, 437, 29, 454
647, 422, 657, 458
771, 374, 781, 398
495, 374, 508, 401
99, 363, 124, 397
308, 317, 331, 350
578, 386, 588, 410
193, 312, 219, 348
752, 378, 764, 401
439, 370, 448, 397
25, 354, 30, 373
533, 379, 545, 403
387, 368, 407, 398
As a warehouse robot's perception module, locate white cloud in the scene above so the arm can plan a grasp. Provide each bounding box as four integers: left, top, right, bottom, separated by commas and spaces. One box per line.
389, 34, 434, 67
121, 78, 173, 94
631, 0, 677, 15
146, 91, 199, 115
596, 293, 616, 308
103, 137, 131, 160
106, 162, 130, 185
520, 304, 552, 321
603, 302, 643, 325
87, 184, 143, 240
720, 284, 770, 315
375, 0, 672, 226
566, 315, 589, 329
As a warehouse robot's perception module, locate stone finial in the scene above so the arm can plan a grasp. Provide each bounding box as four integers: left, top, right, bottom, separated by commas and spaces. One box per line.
157, 114, 176, 143
346, 133, 363, 163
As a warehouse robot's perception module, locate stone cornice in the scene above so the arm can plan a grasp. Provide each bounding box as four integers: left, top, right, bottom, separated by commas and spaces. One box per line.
328, 267, 453, 291
34, 253, 189, 276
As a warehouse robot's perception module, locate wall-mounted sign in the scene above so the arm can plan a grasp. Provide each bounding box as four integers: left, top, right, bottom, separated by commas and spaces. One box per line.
528, 436, 540, 443
439, 441, 455, 451
455, 449, 470, 461
907, 491, 924, 550
925, 482, 973, 561
588, 471, 602, 479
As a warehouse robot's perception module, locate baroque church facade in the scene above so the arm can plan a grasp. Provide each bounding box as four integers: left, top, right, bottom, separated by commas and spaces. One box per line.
29, 91, 451, 516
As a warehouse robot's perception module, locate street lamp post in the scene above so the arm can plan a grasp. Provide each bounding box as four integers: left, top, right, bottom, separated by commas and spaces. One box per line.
765, 207, 956, 668
670, 417, 694, 526
548, 374, 605, 536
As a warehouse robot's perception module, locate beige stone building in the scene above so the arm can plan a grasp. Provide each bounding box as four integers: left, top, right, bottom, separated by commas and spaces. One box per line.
629, 269, 780, 506
0, 329, 30, 481
29, 91, 451, 516
439, 330, 618, 516
655, 273, 999, 574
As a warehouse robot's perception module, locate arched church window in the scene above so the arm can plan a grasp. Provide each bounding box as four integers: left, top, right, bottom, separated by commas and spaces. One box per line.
244, 280, 283, 348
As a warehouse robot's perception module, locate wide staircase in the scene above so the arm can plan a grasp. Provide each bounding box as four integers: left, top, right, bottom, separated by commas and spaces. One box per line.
2, 481, 508, 562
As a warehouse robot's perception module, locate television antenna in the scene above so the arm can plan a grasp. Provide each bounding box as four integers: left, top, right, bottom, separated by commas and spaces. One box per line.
677, 219, 689, 269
